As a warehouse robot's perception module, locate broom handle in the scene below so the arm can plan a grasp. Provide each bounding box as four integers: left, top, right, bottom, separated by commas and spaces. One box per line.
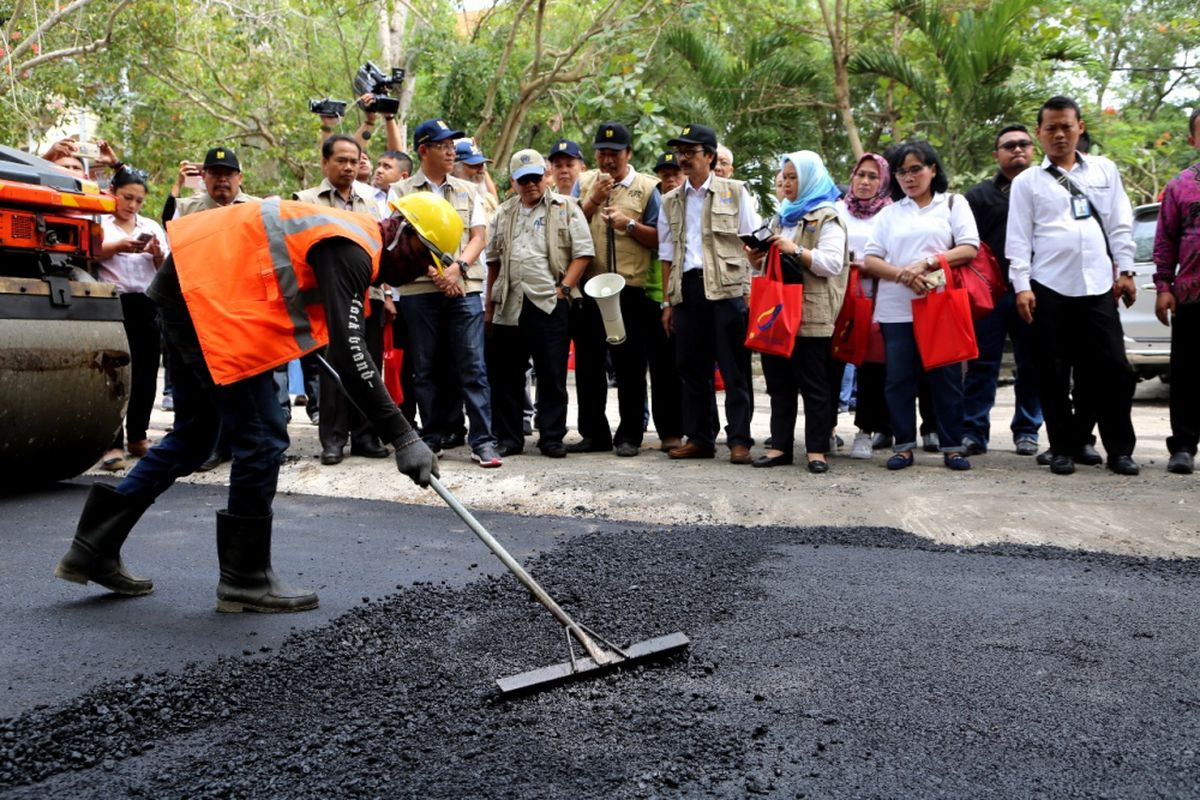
312, 353, 612, 665
429, 476, 612, 665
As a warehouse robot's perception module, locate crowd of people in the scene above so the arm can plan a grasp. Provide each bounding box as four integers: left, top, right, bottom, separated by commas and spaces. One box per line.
45, 94, 1200, 479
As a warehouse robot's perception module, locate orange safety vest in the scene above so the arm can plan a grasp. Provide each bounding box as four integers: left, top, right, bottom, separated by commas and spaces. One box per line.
166, 198, 382, 385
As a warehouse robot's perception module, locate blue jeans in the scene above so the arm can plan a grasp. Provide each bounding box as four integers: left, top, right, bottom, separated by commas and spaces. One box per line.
880, 322, 965, 453
399, 291, 496, 451
118, 309, 289, 518
962, 288, 1042, 448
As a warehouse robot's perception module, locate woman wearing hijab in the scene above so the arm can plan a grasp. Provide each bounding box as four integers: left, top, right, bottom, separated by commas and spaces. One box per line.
837, 152, 892, 460
750, 151, 848, 473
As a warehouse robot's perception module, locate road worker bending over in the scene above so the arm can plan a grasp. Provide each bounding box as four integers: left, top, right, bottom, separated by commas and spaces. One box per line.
55, 194, 462, 613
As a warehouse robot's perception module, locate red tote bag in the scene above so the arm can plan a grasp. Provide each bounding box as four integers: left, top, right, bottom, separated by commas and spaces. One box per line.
911, 285, 978, 370
831, 267, 885, 365
946, 195, 1005, 320
382, 324, 405, 405
831, 266, 873, 365
744, 245, 803, 358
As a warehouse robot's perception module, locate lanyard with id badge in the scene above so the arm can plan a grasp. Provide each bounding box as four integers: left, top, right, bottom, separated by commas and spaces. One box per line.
1046, 164, 1112, 258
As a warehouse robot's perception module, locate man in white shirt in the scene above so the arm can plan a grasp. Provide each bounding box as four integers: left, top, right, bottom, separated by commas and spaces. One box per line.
1006, 96, 1139, 476
657, 123, 761, 463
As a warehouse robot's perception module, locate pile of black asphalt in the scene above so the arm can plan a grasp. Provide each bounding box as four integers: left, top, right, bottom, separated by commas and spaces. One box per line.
3, 516, 1200, 797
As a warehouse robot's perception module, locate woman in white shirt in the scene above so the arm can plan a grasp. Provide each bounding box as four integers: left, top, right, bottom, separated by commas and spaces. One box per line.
863, 141, 979, 471
95, 169, 169, 470
750, 151, 847, 473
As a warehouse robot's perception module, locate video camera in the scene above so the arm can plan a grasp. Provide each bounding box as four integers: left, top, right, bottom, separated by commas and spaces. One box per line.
353, 62, 405, 115
309, 98, 348, 117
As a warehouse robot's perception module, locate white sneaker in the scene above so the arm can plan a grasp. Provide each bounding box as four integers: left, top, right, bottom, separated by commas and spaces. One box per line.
850, 431, 873, 459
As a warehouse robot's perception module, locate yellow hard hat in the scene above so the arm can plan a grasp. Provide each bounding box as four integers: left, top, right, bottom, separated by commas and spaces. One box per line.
388, 193, 464, 264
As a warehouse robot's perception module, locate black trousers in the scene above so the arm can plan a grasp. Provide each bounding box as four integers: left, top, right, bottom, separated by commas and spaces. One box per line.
319, 298, 385, 451
489, 299, 570, 451
1031, 281, 1136, 458
571, 286, 650, 447
645, 294, 682, 441
762, 337, 835, 454
854, 361, 889, 433
673, 271, 753, 449
112, 292, 162, 448
1169, 302, 1200, 456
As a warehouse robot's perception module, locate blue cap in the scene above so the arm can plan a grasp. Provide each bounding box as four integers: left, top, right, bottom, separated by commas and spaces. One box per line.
546, 138, 584, 162
455, 140, 491, 165
413, 119, 465, 148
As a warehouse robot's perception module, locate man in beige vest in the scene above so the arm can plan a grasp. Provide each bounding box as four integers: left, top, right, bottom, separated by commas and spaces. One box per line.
657, 123, 761, 463
388, 119, 503, 468
486, 149, 593, 457
547, 138, 586, 196
569, 122, 662, 457
293, 134, 390, 466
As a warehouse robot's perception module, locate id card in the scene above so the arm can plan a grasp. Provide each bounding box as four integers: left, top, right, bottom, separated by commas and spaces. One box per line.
1071, 195, 1091, 219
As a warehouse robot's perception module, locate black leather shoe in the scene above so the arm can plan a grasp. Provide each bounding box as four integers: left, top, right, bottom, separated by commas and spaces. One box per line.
1168, 451, 1195, 475
441, 431, 467, 450
614, 442, 640, 457
807, 459, 829, 474
1049, 454, 1075, 475
497, 442, 524, 457
350, 440, 390, 458
1076, 443, 1103, 466
1036, 450, 1052, 466
1108, 455, 1139, 476
320, 446, 343, 465
565, 437, 611, 453
752, 453, 793, 468
541, 443, 567, 458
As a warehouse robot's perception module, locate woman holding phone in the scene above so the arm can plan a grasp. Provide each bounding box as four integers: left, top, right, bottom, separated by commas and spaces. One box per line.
95, 168, 170, 470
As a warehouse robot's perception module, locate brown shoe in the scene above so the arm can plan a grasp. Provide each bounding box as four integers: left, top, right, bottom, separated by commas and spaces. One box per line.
660, 436, 683, 452
668, 442, 715, 460
729, 444, 752, 465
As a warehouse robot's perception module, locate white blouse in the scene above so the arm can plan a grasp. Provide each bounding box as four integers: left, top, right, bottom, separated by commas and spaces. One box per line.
864, 192, 979, 323
95, 215, 170, 295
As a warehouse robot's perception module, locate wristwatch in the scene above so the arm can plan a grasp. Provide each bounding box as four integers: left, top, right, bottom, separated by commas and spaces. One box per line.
660, 301, 670, 310
1119, 270, 1136, 278
625, 220, 637, 235
559, 282, 574, 294
361, 128, 373, 141
925, 256, 938, 269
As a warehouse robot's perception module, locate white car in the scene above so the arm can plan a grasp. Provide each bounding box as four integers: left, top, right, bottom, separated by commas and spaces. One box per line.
1120, 202, 1170, 380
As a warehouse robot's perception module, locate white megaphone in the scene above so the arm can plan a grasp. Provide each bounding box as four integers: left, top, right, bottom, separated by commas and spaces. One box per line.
584, 272, 626, 345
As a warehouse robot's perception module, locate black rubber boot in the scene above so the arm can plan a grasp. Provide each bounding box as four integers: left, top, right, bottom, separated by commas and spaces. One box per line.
215, 510, 319, 613
54, 484, 154, 596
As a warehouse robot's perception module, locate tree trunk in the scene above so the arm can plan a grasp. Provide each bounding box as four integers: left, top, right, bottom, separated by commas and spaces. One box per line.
379, 0, 413, 147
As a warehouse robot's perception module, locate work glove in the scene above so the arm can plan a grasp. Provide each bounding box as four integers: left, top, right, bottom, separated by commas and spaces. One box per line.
393, 430, 439, 488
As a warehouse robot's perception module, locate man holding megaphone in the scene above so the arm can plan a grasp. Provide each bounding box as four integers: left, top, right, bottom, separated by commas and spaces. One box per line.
573, 123, 663, 458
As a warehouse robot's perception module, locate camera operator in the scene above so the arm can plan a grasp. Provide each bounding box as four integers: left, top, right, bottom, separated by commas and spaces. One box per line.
41, 137, 124, 180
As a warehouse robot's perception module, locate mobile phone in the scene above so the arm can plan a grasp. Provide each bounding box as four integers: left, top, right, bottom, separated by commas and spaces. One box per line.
75, 141, 102, 161
136, 232, 153, 243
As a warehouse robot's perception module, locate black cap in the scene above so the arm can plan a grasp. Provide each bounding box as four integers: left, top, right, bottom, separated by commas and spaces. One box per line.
546, 138, 584, 162
653, 152, 680, 172
665, 123, 718, 150
202, 147, 240, 171
593, 122, 631, 150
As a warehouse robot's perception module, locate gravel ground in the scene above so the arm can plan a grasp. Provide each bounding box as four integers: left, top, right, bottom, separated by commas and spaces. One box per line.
4, 524, 1199, 798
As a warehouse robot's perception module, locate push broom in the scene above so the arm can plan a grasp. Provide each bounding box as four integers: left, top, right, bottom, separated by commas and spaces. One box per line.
314, 354, 689, 696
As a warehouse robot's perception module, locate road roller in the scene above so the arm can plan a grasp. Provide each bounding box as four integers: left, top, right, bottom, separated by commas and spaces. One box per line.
0, 145, 129, 487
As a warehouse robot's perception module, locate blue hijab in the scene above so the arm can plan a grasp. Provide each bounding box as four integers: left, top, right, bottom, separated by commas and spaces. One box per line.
778, 150, 841, 227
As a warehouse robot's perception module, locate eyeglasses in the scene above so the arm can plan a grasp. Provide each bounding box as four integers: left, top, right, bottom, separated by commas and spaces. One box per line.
424, 141, 456, 152
515, 173, 543, 185
673, 146, 705, 157
893, 165, 928, 178
998, 139, 1035, 152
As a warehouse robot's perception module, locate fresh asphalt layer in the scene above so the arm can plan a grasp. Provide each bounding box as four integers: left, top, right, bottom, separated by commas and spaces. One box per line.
3, 483, 1200, 797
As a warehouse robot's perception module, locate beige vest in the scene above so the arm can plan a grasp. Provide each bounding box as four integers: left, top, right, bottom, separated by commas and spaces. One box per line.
490, 193, 578, 317
175, 189, 255, 218
662, 174, 751, 304
391, 169, 483, 295
292, 178, 379, 219
576, 168, 657, 286
769, 206, 848, 337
